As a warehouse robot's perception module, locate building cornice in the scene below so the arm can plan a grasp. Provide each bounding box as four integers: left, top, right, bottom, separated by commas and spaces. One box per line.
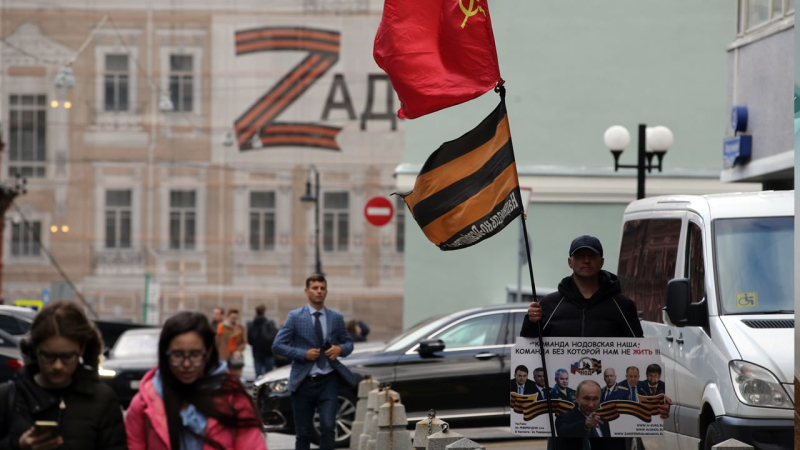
394, 165, 762, 204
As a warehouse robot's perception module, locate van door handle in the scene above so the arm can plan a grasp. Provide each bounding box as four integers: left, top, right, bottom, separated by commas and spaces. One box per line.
474, 352, 499, 360
676, 333, 684, 345
665, 332, 673, 342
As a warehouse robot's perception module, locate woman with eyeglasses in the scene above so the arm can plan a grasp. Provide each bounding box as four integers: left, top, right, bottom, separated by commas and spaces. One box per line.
0, 300, 127, 450
125, 311, 267, 450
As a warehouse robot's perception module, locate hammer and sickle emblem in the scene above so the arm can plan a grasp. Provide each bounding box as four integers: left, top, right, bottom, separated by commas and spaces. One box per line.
459, 0, 486, 28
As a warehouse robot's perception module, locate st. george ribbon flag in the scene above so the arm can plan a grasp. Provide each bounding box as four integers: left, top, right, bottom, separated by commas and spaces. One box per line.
396, 99, 522, 250
373, 0, 501, 119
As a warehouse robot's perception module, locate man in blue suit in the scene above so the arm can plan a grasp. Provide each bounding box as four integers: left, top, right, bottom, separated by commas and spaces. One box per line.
616, 366, 648, 403
273, 274, 357, 450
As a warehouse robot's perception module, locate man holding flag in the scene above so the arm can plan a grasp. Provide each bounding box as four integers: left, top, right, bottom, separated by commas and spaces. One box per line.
521, 235, 671, 449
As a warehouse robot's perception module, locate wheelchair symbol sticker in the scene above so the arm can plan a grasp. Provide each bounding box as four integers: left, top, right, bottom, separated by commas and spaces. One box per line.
735, 292, 758, 309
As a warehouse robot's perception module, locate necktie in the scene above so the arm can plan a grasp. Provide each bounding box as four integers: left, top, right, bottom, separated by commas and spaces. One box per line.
631, 387, 636, 402
518, 385, 523, 395
313, 312, 327, 369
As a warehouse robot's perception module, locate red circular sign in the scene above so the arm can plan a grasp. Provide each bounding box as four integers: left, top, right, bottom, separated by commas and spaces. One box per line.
364, 196, 394, 227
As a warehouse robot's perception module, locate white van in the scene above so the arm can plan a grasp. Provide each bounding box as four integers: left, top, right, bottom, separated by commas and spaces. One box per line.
617, 191, 793, 450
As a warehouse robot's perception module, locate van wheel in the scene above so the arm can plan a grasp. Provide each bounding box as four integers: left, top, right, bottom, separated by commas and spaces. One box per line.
703, 421, 723, 450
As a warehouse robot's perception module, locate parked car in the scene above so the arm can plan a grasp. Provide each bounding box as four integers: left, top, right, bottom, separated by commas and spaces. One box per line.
254, 303, 537, 448
0, 305, 37, 335
618, 191, 794, 450
0, 304, 152, 352
0, 328, 23, 382
99, 328, 258, 408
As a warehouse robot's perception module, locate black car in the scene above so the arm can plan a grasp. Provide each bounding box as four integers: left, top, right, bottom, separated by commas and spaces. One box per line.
0, 328, 23, 383
99, 328, 259, 408
254, 303, 536, 447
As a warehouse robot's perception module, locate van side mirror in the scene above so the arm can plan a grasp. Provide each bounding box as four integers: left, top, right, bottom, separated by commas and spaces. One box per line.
665, 278, 709, 329
418, 339, 445, 356
665, 278, 690, 325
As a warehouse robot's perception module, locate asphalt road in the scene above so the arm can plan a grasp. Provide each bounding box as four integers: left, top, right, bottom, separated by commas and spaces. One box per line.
266, 427, 547, 449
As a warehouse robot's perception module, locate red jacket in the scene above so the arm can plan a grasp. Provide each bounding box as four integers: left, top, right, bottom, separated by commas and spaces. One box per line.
125, 368, 267, 450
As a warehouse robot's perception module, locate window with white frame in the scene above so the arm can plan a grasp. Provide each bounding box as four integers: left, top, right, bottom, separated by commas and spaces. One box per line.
323, 192, 349, 252
105, 189, 132, 248
249, 191, 276, 251
395, 196, 405, 253
740, 0, 794, 33
11, 220, 40, 256
8, 94, 46, 178
169, 54, 194, 112
169, 190, 196, 250
104, 54, 130, 111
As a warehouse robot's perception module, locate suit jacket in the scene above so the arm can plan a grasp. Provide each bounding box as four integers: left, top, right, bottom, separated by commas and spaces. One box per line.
510, 379, 538, 395
600, 384, 625, 403
616, 380, 648, 402
272, 305, 356, 392
638, 380, 666, 397
550, 386, 577, 402
533, 383, 549, 400
555, 406, 611, 438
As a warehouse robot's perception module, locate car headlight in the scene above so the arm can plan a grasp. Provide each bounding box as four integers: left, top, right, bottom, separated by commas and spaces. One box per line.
98, 366, 116, 378
729, 361, 792, 409
268, 379, 289, 393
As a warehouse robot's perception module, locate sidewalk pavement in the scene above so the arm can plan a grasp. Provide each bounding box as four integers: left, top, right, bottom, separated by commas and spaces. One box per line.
266, 427, 547, 449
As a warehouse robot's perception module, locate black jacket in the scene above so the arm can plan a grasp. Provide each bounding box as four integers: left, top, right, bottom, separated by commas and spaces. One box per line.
248, 315, 277, 357
556, 406, 611, 438
0, 364, 127, 450
520, 270, 643, 338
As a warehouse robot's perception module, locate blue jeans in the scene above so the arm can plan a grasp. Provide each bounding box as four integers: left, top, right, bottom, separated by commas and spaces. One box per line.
291, 373, 339, 450
253, 354, 275, 376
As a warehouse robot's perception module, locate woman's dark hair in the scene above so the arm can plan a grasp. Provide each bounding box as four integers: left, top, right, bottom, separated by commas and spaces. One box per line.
158, 311, 261, 450
20, 300, 103, 368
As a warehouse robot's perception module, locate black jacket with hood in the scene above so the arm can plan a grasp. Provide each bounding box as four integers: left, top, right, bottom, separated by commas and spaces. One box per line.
0, 363, 127, 450
520, 270, 643, 338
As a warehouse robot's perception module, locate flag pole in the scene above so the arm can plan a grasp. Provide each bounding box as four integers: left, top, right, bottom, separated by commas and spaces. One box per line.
520, 215, 558, 444
495, 80, 557, 445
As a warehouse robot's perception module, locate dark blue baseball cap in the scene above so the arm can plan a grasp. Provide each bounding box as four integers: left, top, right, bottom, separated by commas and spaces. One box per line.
569, 235, 603, 257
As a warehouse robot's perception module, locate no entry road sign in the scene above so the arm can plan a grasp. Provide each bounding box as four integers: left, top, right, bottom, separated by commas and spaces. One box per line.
364, 196, 394, 227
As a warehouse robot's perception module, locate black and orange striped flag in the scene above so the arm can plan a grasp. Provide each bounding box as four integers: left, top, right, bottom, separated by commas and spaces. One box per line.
398, 100, 522, 250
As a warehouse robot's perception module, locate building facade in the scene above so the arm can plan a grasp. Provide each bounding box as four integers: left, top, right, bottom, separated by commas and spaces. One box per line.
0, 0, 406, 340
722, 0, 795, 188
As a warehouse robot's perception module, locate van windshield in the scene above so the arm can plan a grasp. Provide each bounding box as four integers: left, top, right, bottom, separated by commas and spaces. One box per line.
714, 216, 794, 315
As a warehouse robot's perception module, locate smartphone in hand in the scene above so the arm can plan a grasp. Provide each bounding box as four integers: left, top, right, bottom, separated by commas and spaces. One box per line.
33, 421, 60, 439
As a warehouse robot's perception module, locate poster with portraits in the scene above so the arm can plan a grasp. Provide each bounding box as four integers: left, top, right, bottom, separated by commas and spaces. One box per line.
510, 337, 664, 438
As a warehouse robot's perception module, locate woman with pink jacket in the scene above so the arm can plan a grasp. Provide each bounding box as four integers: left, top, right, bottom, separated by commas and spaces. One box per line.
125, 311, 267, 450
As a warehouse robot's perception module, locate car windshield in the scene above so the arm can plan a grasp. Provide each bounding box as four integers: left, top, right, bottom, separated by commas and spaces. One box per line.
112, 332, 160, 358
382, 314, 450, 353
714, 216, 794, 315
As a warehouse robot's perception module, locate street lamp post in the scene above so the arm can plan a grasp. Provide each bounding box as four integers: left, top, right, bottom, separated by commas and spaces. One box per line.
604, 124, 674, 199
300, 165, 322, 275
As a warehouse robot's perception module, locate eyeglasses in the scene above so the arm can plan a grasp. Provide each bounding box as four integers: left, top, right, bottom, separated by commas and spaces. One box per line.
166, 350, 207, 367
37, 350, 80, 365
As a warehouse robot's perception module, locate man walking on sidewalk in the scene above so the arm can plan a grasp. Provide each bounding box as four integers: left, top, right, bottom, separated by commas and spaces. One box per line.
272, 274, 357, 450
248, 304, 278, 376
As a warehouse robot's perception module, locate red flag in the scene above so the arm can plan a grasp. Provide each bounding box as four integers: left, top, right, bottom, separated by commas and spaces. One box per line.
374, 0, 501, 119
